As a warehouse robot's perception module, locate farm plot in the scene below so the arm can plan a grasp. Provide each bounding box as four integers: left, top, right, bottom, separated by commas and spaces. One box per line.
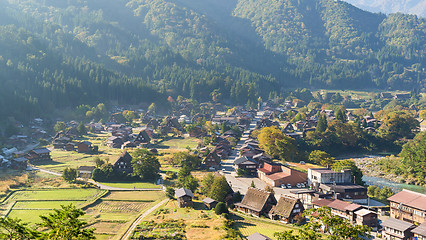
136, 200, 227, 240
95, 200, 151, 213
1, 188, 106, 224
233, 214, 298, 239
6, 188, 104, 202
104, 191, 165, 201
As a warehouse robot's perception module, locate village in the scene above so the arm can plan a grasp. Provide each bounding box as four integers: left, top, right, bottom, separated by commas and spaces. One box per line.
0, 90, 425, 239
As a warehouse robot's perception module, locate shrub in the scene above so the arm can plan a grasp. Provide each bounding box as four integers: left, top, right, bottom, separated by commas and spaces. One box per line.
214, 202, 228, 215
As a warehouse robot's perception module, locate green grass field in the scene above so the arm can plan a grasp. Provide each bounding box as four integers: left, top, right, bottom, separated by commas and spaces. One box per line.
156, 137, 200, 149
104, 191, 165, 201
8, 209, 53, 224
2, 189, 106, 224
98, 182, 160, 189
13, 200, 86, 209
7, 188, 104, 202
234, 215, 299, 238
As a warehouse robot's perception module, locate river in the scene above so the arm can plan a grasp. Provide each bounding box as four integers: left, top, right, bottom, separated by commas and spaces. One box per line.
352, 155, 426, 194
362, 176, 426, 194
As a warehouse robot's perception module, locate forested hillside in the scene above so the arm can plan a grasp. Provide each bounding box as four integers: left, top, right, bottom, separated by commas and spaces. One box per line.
0, 0, 424, 122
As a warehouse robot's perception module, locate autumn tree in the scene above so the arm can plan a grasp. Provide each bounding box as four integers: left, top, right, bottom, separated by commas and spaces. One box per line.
379, 111, 419, 141
258, 126, 297, 161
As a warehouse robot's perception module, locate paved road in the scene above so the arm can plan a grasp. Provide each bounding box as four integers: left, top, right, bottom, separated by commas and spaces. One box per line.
120, 199, 169, 240
221, 111, 263, 194
221, 111, 302, 199
31, 166, 163, 191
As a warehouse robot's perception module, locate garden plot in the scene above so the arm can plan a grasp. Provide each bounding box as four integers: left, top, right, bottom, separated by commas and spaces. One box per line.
95, 200, 151, 213
1, 188, 106, 224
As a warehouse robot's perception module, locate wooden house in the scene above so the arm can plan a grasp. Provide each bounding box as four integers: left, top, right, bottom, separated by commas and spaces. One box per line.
412, 222, 426, 240
281, 122, 294, 133
77, 141, 92, 153
247, 232, 272, 240
135, 130, 151, 144
202, 197, 218, 209
27, 148, 51, 161
233, 156, 258, 175
269, 195, 304, 223
354, 209, 378, 230
77, 166, 96, 178
388, 189, 426, 224
235, 187, 277, 217
203, 151, 221, 169
113, 151, 133, 174
106, 136, 124, 148
175, 188, 194, 208
11, 157, 28, 170
382, 218, 415, 240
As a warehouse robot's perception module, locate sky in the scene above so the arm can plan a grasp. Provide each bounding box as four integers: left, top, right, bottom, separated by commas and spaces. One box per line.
343, 0, 426, 18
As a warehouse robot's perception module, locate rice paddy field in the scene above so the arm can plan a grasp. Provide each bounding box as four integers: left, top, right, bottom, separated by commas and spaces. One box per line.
1, 188, 166, 240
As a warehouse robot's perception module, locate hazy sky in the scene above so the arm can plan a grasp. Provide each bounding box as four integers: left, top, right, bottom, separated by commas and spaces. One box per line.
343, 0, 426, 18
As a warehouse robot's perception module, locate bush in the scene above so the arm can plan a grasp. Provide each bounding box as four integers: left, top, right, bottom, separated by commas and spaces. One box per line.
166, 186, 175, 199
214, 202, 228, 215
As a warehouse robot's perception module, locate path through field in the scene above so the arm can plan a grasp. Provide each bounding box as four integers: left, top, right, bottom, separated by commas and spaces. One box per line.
120, 199, 169, 240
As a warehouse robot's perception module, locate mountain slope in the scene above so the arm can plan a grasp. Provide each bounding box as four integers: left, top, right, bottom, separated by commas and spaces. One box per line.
0, 0, 424, 121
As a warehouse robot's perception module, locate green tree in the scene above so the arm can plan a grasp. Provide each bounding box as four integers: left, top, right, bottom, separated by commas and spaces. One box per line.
336, 109, 346, 122
77, 122, 86, 136
39, 204, 95, 240
62, 167, 77, 183
172, 151, 201, 170
274, 207, 371, 240
131, 149, 161, 180
54, 121, 66, 133
201, 173, 215, 195
316, 114, 327, 132
250, 180, 256, 188
0, 217, 39, 240
208, 176, 231, 202
309, 150, 335, 167
214, 202, 228, 215
166, 186, 175, 199
332, 160, 364, 185
177, 166, 199, 192
148, 103, 157, 114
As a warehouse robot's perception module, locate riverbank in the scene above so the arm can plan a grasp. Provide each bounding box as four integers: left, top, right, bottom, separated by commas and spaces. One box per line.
352, 155, 405, 183
352, 155, 426, 194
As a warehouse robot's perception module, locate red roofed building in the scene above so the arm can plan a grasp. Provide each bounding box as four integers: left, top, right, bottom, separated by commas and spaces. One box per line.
257, 162, 307, 187
388, 189, 426, 225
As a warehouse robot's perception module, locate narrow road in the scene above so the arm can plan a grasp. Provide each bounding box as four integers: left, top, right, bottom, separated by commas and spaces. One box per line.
120, 199, 169, 240
221, 110, 264, 195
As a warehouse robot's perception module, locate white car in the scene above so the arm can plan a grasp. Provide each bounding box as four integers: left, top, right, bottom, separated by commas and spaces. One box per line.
287, 184, 292, 188
296, 183, 301, 188
281, 184, 286, 189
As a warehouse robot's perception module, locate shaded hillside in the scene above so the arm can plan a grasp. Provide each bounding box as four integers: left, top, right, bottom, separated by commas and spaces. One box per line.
0, 0, 424, 121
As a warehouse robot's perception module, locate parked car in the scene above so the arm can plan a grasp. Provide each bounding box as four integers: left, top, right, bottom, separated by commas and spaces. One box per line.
299, 161, 305, 165
281, 184, 286, 189
296, 183, 301, 188
287, 184, 292, 188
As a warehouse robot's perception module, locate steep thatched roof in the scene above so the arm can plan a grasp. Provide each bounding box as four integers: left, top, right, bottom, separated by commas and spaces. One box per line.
271, 196, 300, 218
236, 188, 274, 212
